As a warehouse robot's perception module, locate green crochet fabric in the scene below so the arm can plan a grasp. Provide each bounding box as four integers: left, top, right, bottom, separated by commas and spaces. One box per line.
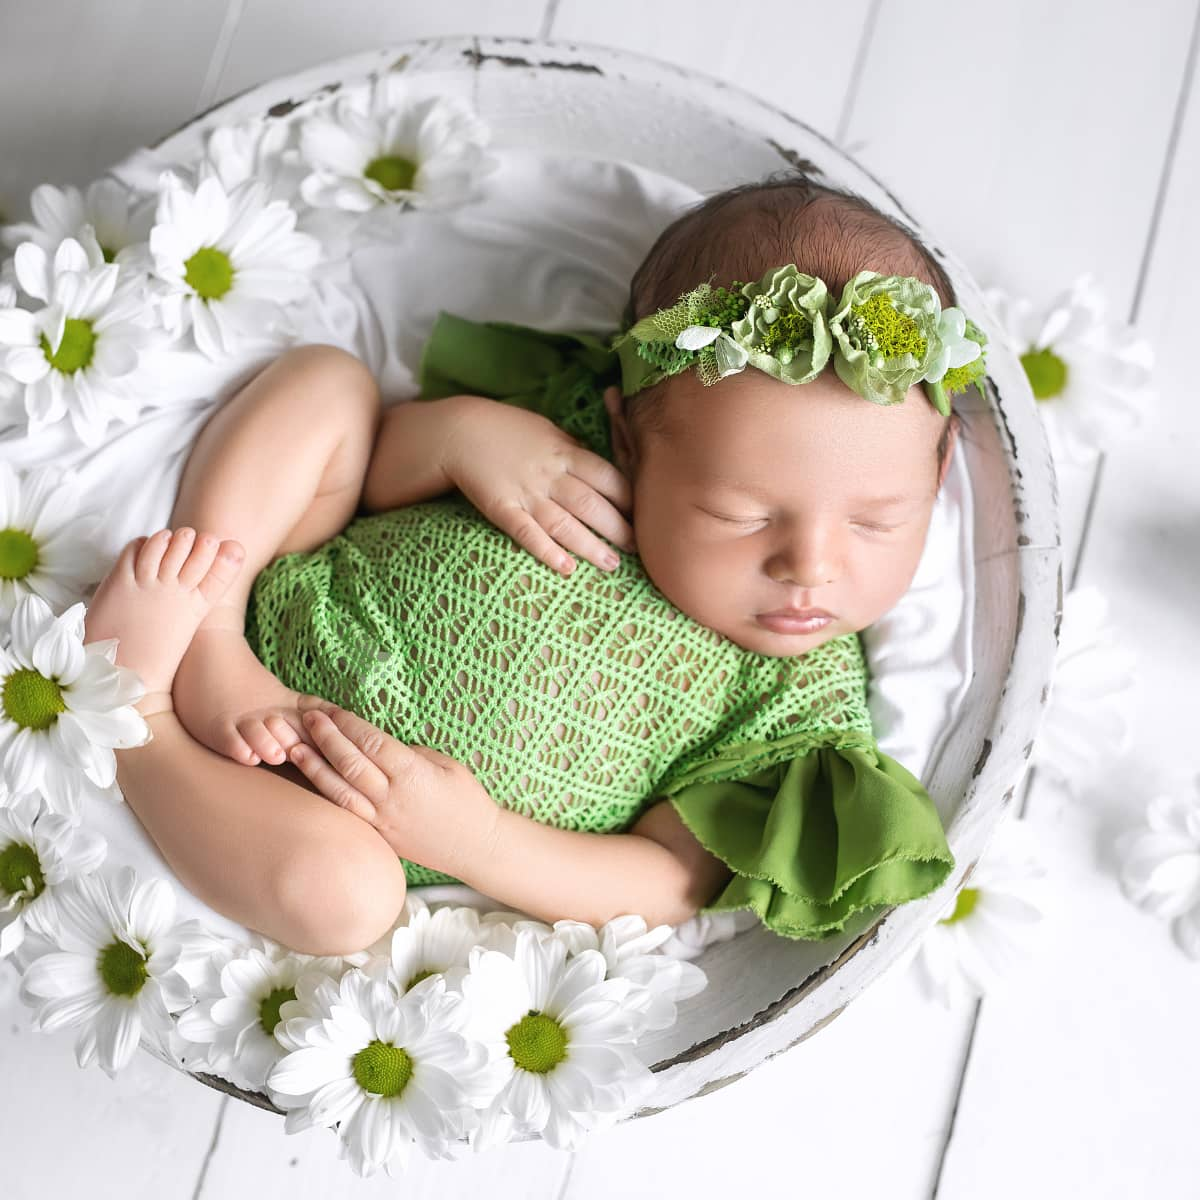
243, 312, 956, 941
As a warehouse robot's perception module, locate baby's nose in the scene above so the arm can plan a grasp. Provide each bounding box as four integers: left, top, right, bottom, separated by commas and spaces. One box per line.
765, 530, 839, 587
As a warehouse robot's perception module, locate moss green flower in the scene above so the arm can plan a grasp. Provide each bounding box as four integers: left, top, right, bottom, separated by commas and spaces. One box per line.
828, 270, 943, 406
729, 265, 832, 384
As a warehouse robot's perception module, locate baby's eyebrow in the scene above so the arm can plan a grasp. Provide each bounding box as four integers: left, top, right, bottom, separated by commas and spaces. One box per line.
852, 493, 921, 508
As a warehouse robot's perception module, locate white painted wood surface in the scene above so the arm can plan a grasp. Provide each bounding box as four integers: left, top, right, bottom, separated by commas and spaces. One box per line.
1, 3, 1197, 1197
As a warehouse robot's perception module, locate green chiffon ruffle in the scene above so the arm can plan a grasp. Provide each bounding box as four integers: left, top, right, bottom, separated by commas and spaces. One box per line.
417, 311, 620, 459
666, 745, 956, 941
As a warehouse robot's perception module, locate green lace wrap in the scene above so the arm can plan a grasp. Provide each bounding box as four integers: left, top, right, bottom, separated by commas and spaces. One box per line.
243, 312, 956, 941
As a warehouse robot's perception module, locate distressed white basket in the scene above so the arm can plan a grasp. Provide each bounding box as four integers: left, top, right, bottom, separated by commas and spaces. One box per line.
136, 36, 1061, 1122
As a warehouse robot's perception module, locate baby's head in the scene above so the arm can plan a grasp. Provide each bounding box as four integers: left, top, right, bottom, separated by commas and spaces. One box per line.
602, 171, 963, 658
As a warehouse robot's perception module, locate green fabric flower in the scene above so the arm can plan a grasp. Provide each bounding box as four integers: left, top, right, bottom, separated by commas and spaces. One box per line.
729, 265, 832, 384
828, 270, 944, 406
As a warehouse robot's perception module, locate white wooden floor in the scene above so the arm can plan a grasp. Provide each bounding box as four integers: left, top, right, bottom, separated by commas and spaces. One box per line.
2, 3, 1199, 1197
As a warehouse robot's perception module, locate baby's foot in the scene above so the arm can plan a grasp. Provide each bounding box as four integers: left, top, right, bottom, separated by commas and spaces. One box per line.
82, 528, 245, 719
171, 610, 318, 769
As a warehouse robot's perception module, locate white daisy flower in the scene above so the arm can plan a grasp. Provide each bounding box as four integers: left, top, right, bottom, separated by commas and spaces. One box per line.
1114, 780, 1200, 960
983, 273, 1155, 464
17, 864, 197, 1077
657, 909, 759, 960
297, 73, 495, 215
0, 789, 106, 958
174, 932, 345, 1090
268, 966, 493, 1178
147, 170, 320, 360
361, 895, 487, 995
0, 593, 149, 799
1031, 585, 1136, 796
461, 928, 654, 1153
910, 815, 1051, 1008
473, 907, 557, 956
551, 914, 707, 1032
0, 178, 156, 272
0, 461, 108, 624
0, 236, 159, 444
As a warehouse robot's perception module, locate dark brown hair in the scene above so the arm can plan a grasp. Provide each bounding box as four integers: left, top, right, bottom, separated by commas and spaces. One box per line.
622, 167, 962, 485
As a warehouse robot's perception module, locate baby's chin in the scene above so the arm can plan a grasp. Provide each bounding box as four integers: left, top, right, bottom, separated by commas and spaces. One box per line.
719, 616, 857, 658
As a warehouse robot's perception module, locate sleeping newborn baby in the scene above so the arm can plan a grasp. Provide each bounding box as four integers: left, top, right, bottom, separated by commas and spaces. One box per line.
82, 170, 985, 956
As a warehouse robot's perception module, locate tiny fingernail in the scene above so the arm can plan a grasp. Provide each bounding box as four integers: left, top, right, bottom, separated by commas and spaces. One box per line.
560, 557, 575, 574
603, 552, 619, 569
302, 711, 317, 725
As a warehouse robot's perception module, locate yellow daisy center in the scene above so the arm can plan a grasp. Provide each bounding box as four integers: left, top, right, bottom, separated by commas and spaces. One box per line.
2, 667, 65, 731
505, 1010, 568, 1074
849, 293, 927, 360
0, 841, 45, 899
0, 528, 39, 580
364, 155, 417, 192
98, 937, 149, 997
940, 886, 979, 924
39, 318, 96, 374
184, 247, 235, 300
352, 1039, 415, 1097
258, 985, 297, 1036
1020, 346, 1068, 400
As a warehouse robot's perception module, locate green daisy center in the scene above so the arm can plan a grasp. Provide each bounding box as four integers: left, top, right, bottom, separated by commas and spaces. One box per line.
364, 154, 417, 192
258, 985, 297, 1036
39, 318, 96, 374
940, 886, 980, 924
1020, 346, 1068, 401
2, 667, 65, 731
505, 1010, 568, 1074
98, 937, 149, 997
351, 1039, 414, 1098
0, 528, 39, 580
99, 244, 116, 264
406, 967, 437, 990
849, 293, 927, 360
184, 246, 235, 300
0, 841, 45, 899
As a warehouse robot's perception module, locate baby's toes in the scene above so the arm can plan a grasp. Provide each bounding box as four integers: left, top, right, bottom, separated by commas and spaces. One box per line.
114, 535, 147, 579
213, 717, 261, 767
135, 529, 172, 584
157, 527, 196, 579
238, 715, 287, 766
194, 539, 245, 604
264, 713, 312, 754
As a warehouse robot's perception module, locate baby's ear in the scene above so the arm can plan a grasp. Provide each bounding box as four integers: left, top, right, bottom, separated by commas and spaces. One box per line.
603, 385, 638, 475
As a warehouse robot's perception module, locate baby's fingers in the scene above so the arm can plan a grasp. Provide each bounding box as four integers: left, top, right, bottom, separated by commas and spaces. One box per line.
287, 741, 377, 825
552, 473, 636, 558
495, 502, 588, 577
528, 496, 627, 575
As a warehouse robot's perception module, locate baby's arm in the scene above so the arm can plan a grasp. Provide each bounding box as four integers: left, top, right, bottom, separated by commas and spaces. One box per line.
361, 394, 478, 511
462, 799, 732, 930
362, 394, 636, 575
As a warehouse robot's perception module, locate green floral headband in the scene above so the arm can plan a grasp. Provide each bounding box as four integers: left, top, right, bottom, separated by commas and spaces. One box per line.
609, 264, 988, 416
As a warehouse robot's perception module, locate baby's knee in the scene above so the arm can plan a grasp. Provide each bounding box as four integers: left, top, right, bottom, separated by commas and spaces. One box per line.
273, 833, 407, 956
277, 344, 381, 422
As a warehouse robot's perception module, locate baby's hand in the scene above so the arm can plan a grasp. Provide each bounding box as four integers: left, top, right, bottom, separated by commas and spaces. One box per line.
443, 396, 636, 575
286, 697, 497, 878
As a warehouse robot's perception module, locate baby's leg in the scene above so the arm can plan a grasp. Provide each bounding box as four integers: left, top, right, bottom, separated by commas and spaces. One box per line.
169, 344, 382, 767
85, 530, 407, 955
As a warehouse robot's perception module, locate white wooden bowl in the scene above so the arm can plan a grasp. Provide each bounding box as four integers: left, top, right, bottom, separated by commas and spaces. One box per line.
137, 35, 1061, 1121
